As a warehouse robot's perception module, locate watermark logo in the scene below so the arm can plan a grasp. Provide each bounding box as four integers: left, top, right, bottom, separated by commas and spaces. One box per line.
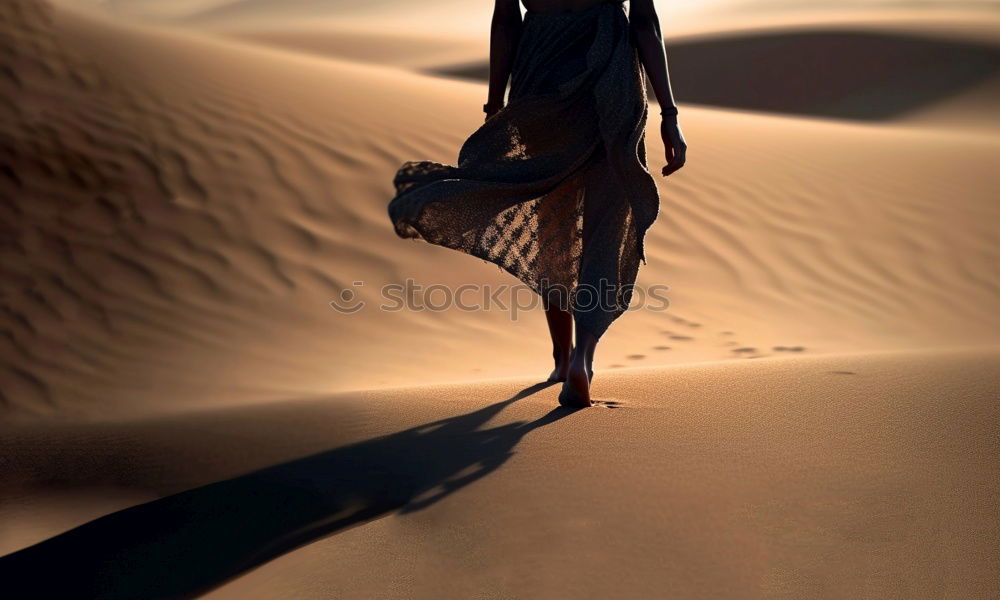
329, 280, 366, 314
330, 278, 669, 319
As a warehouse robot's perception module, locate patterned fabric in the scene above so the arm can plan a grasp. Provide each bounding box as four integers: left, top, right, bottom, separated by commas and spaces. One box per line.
388, 0, 660, 339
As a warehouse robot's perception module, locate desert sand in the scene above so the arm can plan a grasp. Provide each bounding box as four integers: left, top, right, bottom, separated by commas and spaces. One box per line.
1, 0, 998, 597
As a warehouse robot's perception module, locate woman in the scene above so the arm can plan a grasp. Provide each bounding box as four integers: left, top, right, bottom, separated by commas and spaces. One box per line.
388, 0, 687, 407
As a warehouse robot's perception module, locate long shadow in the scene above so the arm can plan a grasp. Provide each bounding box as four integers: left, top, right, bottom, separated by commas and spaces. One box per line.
0, 382, 571, 599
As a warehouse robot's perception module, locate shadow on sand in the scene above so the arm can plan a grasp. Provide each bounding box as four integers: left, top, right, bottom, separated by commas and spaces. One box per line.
0, 382, 573, 599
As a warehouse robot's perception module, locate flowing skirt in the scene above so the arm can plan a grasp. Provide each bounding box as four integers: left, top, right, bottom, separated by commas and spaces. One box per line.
388, 0, 660, 340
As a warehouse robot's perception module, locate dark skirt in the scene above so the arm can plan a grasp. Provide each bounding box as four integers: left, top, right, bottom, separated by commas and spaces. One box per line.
388, 0, 660, 340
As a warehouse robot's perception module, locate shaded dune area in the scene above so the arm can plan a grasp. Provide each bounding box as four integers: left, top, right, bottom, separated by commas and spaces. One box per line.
430, 26, 1000, 122
1, 0, 404, 412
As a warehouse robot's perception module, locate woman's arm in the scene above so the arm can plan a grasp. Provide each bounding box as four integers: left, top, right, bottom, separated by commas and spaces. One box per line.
628, 0, 687, 176
628, 0, 677, 113
485, 0, 524, 118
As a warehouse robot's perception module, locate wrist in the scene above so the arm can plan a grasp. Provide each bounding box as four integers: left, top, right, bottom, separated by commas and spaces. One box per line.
659, 105, 679, 119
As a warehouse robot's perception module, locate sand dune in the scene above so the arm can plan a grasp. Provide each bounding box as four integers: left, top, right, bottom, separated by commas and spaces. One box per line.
2, 1, 999, 594
3, 0, 1000, 417
232, 23, 1000, 127
199, 10, 1000, 128
2, 346, 998, 597
427, 24, 1000, 126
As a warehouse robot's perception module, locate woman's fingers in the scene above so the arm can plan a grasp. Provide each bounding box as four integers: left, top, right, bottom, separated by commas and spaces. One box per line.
660, 120, 687, 177
662, 143, 686, 177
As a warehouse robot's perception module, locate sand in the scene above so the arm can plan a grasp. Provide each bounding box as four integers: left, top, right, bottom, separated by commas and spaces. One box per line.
3, 346, 998, 597
2, 0, 998, 596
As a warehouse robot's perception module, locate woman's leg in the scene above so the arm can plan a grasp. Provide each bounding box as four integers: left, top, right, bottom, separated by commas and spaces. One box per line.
560, 321, 597, 407
543, 295, 573, 382
535, 167, 585, 383
558, 146, 632, 406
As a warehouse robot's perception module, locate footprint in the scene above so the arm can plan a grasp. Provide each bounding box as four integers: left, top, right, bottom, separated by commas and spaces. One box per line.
773, 345, 806, 352
720, 331, 734, 336
829, 370, 856, 375
653, 345, 671, 351
627, 354, 646, 360
669, 334, 693, 341
609, 364, 625, 369
593, 399, 624, 409
732, 347, 757, 353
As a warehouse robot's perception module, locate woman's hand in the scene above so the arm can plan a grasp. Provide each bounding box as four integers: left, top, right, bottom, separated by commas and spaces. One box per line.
660, 117, 687, 177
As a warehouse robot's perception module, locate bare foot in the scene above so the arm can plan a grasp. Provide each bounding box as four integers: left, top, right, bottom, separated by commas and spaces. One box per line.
558, 354, 592, 408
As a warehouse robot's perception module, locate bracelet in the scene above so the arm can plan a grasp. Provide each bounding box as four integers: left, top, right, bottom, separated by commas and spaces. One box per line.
659, 105, 679, 117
